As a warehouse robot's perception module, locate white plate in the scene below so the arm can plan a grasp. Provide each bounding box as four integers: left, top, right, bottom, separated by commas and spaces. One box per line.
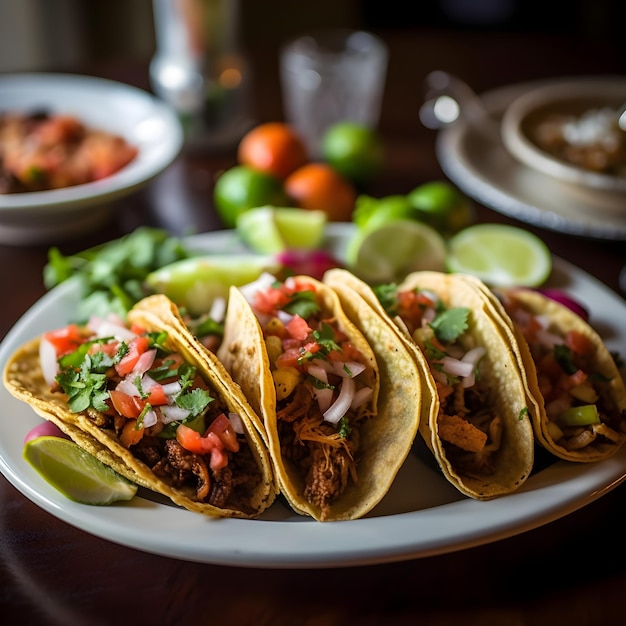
0, 73, 183, 245
436, 79, 626, 240
1, 225, 626, 568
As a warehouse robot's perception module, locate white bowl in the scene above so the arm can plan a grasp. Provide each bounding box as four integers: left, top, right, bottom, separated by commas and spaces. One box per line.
501, 76, 626, 197
0, 73, 184, 245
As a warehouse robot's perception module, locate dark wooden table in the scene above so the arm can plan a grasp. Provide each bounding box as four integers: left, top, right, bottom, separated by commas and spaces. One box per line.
1, 26, 626, 625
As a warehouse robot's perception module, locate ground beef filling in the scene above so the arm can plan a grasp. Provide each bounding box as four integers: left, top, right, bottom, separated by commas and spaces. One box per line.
80, 381, 261, 514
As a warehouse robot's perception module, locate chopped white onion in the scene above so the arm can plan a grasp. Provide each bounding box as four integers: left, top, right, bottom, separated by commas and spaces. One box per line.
323, 377, 355, 424
131, 348, 157, 375
227, 412, 245, 435
160, 381, 182, 396
536, 328, 565, 350
116, 378, 141, 396
89, 317, 136, 341
440, 356, 474, 378
159, 404, 191, 424
462, 346, 486, 366
277, 309, 294, 324
333, 360, 366, 378
39, 338, 59, 387
141, 409, 158, 428
351, 386, 373, 409
314, 386, 334, 413
209, 296, 227, 323
307, 364, 329, 383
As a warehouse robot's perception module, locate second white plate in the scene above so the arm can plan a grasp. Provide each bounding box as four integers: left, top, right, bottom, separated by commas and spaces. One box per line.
436, 78, 626, 240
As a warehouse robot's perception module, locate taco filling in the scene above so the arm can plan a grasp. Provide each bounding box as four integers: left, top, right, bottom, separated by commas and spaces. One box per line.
374, 282, 503, 480
233, 274, 377, 519
496, 289, 626, 457
38, 314, 264, 514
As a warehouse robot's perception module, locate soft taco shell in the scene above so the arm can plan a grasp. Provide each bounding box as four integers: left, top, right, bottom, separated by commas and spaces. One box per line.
4, 294, 276, 518
479, 286, 626, 462
324, 268, 535, 500
217, 275, 421, 521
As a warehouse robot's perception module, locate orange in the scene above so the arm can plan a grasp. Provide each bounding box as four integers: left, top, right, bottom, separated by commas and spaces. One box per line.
284, 162, 357, 222
237, 122, 308, 180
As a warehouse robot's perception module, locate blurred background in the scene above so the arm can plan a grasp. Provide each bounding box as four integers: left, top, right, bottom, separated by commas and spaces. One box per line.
2, 0, 624, 75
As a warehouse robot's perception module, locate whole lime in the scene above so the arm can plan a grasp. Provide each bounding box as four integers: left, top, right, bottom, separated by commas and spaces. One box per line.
213, 165, 290, 228
321, 122, 383, 184
407, 180, 473, 235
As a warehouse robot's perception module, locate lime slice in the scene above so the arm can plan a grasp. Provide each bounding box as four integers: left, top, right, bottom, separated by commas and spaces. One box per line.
345, 219, 447, 284
446, 223, 552, 287
23, 436, 137, 505
146, 254, 281, 316
236, 206, 327, 253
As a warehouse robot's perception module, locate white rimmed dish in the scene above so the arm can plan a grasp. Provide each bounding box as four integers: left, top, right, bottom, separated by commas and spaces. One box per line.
501, 76, 626, 201
1, 224, 625, 568
0, 73, 183, 245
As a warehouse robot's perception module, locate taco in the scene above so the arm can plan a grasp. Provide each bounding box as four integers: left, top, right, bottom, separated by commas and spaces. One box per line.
3, 294, 276, 518
484, 287, 626, 462
217, 273, 423, 521
324, 268, 535, 500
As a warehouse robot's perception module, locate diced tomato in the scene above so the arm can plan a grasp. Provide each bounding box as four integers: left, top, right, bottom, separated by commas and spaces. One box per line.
109, 389, 145, 419
558, 368, 588, 392
43, 324, 84, 356
207, 413, 240, 452
145, 384, 168, 406
566, 330, 595, 357
254, 287, 290, 315
327, 341, 363, 363
276, 347, 303, 369
176, 424, 229, 469
285, 315, 312, 341
119, 419, 145, 448
285, 277, 317, 294
176, 423, 205, 454
129, 323, 147, 336
115, 336, 151, 376
97, 341, 121, 357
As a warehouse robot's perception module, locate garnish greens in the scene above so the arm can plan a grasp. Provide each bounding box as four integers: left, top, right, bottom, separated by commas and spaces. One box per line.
44, 227, 190, 324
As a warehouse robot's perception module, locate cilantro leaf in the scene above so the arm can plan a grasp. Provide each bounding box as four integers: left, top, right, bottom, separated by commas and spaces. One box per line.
429, 307, 470, 344
43, 227, 190, 324
373, 283, 399, 316
283, 290, 320, 319
175, 387, 213, 417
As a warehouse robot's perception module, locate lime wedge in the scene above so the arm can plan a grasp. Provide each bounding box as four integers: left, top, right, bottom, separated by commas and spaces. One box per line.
236, 206, 327, 253
146, 254, 281, 316
345, 219, 447, 284
446, 223, 552, 287
23, 436, 138, 505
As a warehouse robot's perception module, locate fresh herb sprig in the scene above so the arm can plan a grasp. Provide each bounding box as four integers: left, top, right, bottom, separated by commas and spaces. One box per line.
43, 227, 190, 324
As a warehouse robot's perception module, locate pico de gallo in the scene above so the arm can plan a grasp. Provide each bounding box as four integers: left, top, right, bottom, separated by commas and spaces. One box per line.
498, 291, 625, 452
240, 273, 375, 517
39, 313, 260, 510
374, 283, 503, 478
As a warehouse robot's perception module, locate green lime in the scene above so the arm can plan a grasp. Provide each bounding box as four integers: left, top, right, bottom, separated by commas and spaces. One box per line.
146, 254, 281, 316
321, 122, 383, 184
352, 194, 414, 230
345, 219, 447, 284
213, 165, 290, 228
408, 181, 473, 235
23, 436, 137, 505
236, 206, 327, 253
446, 223, 552, 287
